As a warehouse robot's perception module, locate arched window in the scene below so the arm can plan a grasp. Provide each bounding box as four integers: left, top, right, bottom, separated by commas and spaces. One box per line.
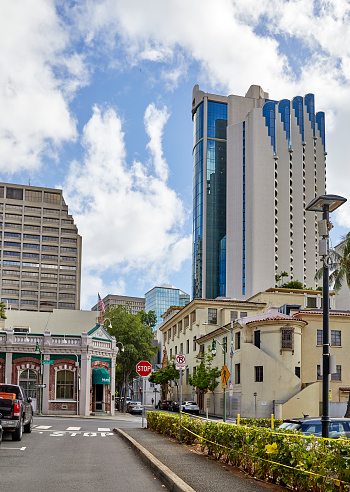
19, 369, 37, 399
56, 370, 74, 399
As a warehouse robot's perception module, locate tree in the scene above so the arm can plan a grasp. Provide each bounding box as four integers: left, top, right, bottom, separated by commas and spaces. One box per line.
315, 232, 350, 292
105, 305, 158, 412
275, 271, 288, 287
188, 350, 221, 408
281, 280, 304, 289
138, 310, 157, 329
0, 302, 7, 319
149, 360, 180, 401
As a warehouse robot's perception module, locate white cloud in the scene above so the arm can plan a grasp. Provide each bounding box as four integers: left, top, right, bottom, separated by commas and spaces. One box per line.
0, 0, 88, 174
63, 103, 191, 303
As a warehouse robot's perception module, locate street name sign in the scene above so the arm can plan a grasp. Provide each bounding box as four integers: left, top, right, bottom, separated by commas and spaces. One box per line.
175, 354, 186, 370
136, 360, 152, 377
42, 360, 54, 365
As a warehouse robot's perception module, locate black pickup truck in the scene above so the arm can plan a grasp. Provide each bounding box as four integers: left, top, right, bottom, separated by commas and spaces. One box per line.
0, 384, 34, 441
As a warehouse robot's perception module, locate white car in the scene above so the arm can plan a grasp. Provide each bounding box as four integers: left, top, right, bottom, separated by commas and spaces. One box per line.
181, 401, 199, 415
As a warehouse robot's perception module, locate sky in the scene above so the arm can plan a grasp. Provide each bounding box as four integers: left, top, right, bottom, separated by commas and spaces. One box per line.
1, 0, 350, 310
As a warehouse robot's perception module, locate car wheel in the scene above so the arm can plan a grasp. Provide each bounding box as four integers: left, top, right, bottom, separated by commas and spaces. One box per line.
24, 414, 33, 433
12, 419, 23, 441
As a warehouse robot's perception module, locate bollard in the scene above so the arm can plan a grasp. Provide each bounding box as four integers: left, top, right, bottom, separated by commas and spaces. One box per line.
237, 413, 240, 425
271, 414, 274, 429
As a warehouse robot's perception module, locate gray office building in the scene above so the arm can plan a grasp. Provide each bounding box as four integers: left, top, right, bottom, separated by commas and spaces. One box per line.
0, 182, 81, 311
91, 294, 145, 315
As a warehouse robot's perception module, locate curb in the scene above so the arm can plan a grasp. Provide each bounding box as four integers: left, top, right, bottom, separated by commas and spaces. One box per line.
114, 428, 196, 492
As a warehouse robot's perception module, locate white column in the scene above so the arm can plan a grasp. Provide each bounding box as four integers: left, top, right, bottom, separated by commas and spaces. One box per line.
5, 352, 12, 384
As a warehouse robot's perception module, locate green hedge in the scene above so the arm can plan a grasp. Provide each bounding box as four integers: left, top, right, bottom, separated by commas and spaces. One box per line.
147, 412, 350, 491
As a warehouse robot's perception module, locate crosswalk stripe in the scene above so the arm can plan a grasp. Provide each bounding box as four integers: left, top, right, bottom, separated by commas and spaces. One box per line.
35, 425, 52, 430
66, 427, 81, 431
98, 428, 110, 432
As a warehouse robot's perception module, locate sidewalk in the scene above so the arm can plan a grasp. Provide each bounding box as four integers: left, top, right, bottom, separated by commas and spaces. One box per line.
115, 426, 285, 492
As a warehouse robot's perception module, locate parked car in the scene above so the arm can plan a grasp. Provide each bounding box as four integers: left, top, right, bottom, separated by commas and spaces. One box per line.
0, 384, 33, 441
159, 400, 172, 410
127, 401, 143, 414
169, 401, 180, 412
181, 401, 200, 415
278, 418, 350, 438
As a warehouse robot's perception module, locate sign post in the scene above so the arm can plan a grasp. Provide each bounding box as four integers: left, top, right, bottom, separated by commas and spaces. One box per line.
175, 354, 186, 441
136, 361, 152, 428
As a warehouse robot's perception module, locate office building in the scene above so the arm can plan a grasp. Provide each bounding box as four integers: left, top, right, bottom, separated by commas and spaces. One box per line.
91, 294, 145, 315
145, 284, 190, 326
192, 84, 326, 300
0, 182, 81, 311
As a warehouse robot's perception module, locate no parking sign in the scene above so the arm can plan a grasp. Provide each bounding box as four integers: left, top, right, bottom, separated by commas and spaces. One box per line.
175, 354, 186, 370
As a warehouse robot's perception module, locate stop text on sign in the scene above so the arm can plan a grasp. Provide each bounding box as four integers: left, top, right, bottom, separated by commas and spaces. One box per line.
136, 360, 152, 377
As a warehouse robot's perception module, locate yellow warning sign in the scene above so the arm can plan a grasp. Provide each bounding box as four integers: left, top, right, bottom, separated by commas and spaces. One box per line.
221, 364, 230, 387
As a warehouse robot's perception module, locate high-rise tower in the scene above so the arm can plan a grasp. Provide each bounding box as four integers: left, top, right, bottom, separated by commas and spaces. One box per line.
192, 85, 326, 300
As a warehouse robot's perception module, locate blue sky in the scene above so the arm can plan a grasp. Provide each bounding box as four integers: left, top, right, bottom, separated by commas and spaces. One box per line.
1, 0, 350, 309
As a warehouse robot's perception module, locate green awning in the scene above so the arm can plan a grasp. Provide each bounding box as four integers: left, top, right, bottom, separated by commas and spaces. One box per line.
92, 367, 110, 385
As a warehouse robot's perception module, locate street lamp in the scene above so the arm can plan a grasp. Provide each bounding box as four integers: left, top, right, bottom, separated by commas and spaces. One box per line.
204, 321, 234, 419
306, 194, 347, 438
116, 341, 125, 354
34, 341, 43, 416
211, 337, 228, 422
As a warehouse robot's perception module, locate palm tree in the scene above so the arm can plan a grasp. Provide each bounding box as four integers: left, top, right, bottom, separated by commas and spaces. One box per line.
315, 232, 350, 417
315, 232, 350, 292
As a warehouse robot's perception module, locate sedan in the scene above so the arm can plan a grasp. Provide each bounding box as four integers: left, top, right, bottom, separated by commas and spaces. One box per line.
278, 418, 350, 438
159, 401, 172, 410
181, 401, 199, 415
127, 401, 143, 414
169, 401, 180, 412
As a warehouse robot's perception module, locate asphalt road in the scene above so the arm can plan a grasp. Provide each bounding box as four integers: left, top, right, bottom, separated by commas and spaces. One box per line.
0, 415, 168, 492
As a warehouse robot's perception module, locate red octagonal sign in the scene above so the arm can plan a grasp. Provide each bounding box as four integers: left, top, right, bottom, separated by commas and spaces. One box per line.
136, 360, 152, 377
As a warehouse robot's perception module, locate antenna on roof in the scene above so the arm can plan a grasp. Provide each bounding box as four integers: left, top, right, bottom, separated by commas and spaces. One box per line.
28, 178, 31, 186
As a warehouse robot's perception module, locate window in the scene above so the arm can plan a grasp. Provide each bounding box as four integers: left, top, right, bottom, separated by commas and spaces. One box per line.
191, 311, 196, 324
5, 232, 21, 238
208, 308, 217, 324
231, 311, 238, 322
235, 332, 241, 350
331, 365, 341, 381
255, 366, 263, 382
193, 336, 197, 352
254, 330, 260, 349
180, 343, 183, 354
235, 363, 241, 384
281, 327, 294, 351
26, 190, 42, 202
317, 330, 323, 345
240, 311, 247, 318
331, 330, 341, 346
317, 365, 322, 380
170, 349, 172, 358
175, 346, 177, 355
56, 370, 74, 399
295, 367, 300, 378
23, 234, 39, 240
186, 339, 189, 354
6, 187, 23, 200
44, 192, 60, 204
186, 368, 189, 384
19, 369, 37, 400
307, 296, 317, 308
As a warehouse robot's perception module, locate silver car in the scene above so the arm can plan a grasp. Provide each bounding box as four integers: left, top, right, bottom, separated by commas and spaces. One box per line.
181, 401, 199, 415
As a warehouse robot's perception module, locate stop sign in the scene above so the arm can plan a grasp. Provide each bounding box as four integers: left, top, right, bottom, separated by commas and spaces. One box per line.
136, 360, 152, 377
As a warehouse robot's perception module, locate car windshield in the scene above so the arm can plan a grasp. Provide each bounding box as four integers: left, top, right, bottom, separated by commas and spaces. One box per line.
279, 422, 301, 430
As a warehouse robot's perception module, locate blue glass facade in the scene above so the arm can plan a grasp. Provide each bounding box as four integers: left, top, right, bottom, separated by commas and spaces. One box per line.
278, 99, 291, 146
145, 286, 190, 326
263, 101, 277, 154
192, 100, 227, 299
292, 96, 304, 141
305, 94, 315, 136
316, 111, 325, 150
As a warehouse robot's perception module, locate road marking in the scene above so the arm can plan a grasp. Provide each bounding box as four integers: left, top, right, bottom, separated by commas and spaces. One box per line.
98, 428, 110, 432
35, 425, 52, 430
83, 432, 97, 436
67, 427, 81, 431
1, 446, 26, 450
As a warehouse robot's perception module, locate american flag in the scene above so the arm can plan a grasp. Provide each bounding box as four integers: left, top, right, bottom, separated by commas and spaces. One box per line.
98, 293, 106, 313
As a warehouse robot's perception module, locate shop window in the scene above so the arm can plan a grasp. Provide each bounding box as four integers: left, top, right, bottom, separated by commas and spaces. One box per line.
19, 369, 37, 399
56, 370, 74, 399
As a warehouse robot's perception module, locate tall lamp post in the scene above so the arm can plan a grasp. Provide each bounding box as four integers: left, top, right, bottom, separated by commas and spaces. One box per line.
306, 194, 347, 438
34, 341, 43, 416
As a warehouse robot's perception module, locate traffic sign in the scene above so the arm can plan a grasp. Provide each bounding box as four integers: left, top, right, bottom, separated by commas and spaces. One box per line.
221, 365, 230, 387
42, 360, 54, 365
175, 354, 186, 370
136, 360, 152, 377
